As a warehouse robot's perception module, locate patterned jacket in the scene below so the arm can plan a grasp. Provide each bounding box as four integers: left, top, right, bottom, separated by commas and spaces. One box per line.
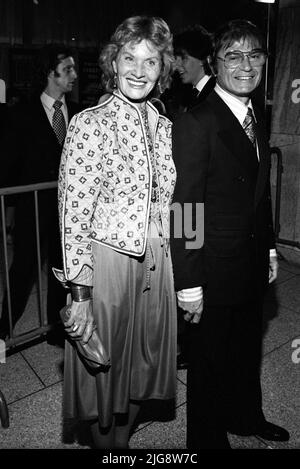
58, 92, 176, 285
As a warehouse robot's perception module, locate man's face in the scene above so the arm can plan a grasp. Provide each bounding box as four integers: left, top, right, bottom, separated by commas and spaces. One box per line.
50, 56, 77, 94
175, 52, 204, 86
216, 37, 264, 103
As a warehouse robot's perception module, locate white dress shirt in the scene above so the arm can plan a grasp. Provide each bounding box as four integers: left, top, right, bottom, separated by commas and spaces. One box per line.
194, 74, 211, 94
40, 92, 68, 127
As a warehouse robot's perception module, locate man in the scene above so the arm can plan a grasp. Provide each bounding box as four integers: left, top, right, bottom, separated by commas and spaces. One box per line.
0, 45, 78, 345
174, 25, 215, 111
171, 20, 289, 449
171, 26, 216, 369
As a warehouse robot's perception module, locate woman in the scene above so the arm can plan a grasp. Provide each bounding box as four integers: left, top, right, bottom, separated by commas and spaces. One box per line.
56, 15, 177, 449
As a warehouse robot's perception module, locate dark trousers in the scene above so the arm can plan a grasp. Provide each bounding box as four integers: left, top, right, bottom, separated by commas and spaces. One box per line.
186, 300, 265, 449
0, 193, 66, 337
177, 305, 188, 357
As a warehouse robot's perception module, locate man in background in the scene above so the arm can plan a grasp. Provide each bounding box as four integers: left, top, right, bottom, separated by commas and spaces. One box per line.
173, 25, 215, 112
0, 45, 79, 345
171, 25, 215, 368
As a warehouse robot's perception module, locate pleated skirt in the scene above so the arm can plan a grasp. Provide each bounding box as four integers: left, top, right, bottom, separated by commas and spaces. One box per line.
63, 222, 177, 428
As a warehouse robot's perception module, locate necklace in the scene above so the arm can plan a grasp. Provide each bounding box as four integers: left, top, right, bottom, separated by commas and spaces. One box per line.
140, 106, 159, 203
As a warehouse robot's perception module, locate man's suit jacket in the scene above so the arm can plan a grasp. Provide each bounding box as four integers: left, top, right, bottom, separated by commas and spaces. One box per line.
0, 98, 80, 326
185, 76, 216, 111
8, 97, 79, 186
2, 96, 80, 245
171, 91, 275, 306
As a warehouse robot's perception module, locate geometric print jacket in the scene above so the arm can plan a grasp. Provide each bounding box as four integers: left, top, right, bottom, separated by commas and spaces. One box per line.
57, 92, 176, 285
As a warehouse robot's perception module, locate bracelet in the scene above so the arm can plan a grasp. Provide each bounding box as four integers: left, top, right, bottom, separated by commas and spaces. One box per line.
69, 283, 92, 302
72, 296, 92, 303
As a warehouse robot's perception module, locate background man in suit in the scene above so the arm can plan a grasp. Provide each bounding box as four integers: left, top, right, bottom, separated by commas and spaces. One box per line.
0, 45, 78, 345
174, 25, 215, 111
171, 25, 216, 369
171, 19, 289, 449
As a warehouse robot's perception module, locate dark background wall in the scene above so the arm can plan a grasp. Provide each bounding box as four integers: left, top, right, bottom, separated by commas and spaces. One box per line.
0, 0, 269, 46
0, 0, 272, 106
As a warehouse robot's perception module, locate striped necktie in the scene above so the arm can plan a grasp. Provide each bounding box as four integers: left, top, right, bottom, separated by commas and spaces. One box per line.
242, 107, 256, 147
52, 100, 66, 145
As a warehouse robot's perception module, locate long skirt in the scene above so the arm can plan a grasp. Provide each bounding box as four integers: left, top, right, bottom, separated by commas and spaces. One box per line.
63, 222, 177, 427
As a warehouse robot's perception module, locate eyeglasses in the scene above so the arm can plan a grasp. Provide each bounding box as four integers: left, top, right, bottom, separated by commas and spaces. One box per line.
217, 49, 268, 69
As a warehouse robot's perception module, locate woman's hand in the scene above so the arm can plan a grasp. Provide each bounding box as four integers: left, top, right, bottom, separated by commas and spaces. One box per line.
64, 299, 94, 344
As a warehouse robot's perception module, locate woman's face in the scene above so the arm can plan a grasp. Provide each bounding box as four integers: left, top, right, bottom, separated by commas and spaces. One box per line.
113, 39, 162, 102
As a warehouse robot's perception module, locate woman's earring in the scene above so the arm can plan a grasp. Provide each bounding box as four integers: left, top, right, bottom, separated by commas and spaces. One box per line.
113, 73, 117, 89
157, 80, 162, 95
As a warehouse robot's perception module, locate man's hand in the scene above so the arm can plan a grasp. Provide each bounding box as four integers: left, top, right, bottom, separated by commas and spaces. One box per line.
269, 255, 279, 283
64, 299, 94, 343
178, 299, 203, 324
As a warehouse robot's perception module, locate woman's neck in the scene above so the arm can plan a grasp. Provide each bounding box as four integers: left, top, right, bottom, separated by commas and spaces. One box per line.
115, 89, 147, 110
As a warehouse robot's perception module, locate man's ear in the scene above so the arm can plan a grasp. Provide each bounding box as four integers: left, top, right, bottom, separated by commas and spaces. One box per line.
207, 56, 217, 76
48, 69, 55, 80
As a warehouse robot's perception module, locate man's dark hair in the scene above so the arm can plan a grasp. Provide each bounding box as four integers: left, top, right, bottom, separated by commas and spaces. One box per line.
174, 25, 213, 75
211, 19, 266, 68
33, 44, 74, 94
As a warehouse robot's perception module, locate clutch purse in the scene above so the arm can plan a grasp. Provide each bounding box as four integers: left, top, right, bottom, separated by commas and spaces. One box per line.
60, 295, 110, 371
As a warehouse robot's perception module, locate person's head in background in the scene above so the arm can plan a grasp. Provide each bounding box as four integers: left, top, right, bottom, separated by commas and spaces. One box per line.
33, 44, 77, 99
99, 15, 174, 107
174, 25, 213, 86
211, 19, 267, 104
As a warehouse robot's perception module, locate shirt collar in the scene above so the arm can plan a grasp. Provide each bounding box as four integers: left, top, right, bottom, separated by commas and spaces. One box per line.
40, 92, 66, 111
195, 74, 211, 94
214, 82, 254, 125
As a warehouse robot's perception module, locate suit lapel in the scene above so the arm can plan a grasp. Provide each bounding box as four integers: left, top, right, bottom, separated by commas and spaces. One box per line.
31, 99, 59, 147
32, 98, 78, 144
198, 76, 216, 102
208, 92, 259, 174
67, 100, 80, 121
187, 77, 216, 110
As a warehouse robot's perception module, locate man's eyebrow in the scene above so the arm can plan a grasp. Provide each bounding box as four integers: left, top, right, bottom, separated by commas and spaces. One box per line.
226, 48, 264, 53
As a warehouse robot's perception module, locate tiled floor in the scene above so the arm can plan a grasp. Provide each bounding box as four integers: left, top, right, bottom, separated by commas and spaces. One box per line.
0, 244, 299, 450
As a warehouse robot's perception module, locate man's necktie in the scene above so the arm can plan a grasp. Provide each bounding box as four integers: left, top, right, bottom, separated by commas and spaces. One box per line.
52, 100, 66, 146
192, 87, 200, 98
242, 107, 256, 147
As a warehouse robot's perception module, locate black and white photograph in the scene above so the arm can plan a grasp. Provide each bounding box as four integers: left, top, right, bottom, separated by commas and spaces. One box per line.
0, 0, 299, 455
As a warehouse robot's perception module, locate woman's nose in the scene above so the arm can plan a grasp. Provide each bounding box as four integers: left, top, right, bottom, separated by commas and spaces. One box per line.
133, 62, 145, 77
